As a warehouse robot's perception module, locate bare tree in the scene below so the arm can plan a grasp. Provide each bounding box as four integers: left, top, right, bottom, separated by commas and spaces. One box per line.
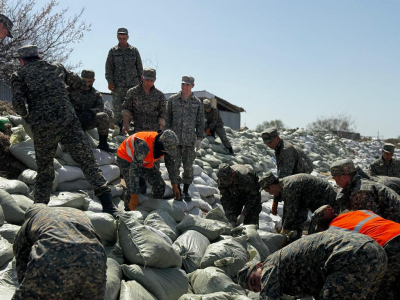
255, 119, 286, 132
307, 113, 357, 133
0, 0, 90, 82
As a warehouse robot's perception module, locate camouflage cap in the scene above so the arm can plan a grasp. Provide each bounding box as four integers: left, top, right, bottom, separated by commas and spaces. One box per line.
182, 76, 195, 85
259, 171, 277, 191
17, 45, 39, 58
159, 130, 178, 156
0, 14, 13, 38
216, 163, 233, 188
81, 69, 95, 79
382, 143, 395, 154
308, 205, 337, 234
117, 28, 128, 35
203, 99, 212, 108
330, 158, 356, 176
237, 260, 259, 290
261, 127, 279, 144
143, 67, 156, 80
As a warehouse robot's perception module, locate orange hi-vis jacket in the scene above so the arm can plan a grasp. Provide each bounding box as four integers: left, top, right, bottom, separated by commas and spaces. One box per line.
117, 131, 162, 168
329, 210, 400, 246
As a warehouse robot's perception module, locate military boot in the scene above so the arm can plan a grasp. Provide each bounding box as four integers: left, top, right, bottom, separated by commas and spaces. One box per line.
98, 192, 121, 218
97, 135, 115, 153
228, 147, 235, 156
183, 183, 192, 201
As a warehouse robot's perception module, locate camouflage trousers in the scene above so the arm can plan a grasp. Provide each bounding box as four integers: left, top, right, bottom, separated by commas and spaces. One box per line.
112, 87, 130, 124
117, 157, 165, 210
214, 126, 232, 149
77, 111, 110, 136
32, 120, 110, 203
221, 197, 261, 227
164, 145, 195, 185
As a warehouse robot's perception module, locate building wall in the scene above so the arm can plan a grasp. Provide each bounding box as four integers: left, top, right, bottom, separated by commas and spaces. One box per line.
219, 110, 240, 130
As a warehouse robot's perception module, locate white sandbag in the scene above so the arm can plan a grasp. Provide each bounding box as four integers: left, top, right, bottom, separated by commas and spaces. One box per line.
84, 211, 117, 246
56, 179, 91, 191
205, 207, 230, 224
193, 165, 203, 176
7, 115, 33, 139
232, 225, 270, 261
0, 259, 19, 300
0, 190, 26, 225
145, 225, 173, 245
257, 231, 286, 254
121, 264, 188, 300
176, 215, 226, 241
17, 169, 59, 191
48, 191, 90, 211
188, 206, 203, 216
188, 267, 246, 295
0, 224, 21, 244
109, 184, 124, 198
173, 230, 210, 273
203, 195, 216, 206
119, 280, 157, 300
196, 184, 218, 198
105, 243, 124, 265
137, 199, 185, 222
85, 131, 98, 148
200, 236, 248, 279
11, 194, 33, 212
144, 210, 178, 242
86, 128, 99, 141
193, 176, 207, 186
118, 217, 182, 268
200, 172, 218, 187
192, 198, 213, 212
0, 237, 13, 268
0, 178, 29, 195
105, 258, 122, 300
61, 152, 79, 166
57, 165, 86, 183
178, 292, 237, 300
163, 182, 174, 198
188, 184, 201, 200
0, 206, 4, 226
247, 244, 261, 262
100, 164, 120, 183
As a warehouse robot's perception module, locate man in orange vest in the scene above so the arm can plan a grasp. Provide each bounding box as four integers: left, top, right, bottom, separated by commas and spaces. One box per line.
309, 205, 400, 300
117, 130, 180, 211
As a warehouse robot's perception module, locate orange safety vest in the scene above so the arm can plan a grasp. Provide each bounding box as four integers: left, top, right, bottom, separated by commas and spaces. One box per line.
329, 210, 400, 246
117, 131, 162, 168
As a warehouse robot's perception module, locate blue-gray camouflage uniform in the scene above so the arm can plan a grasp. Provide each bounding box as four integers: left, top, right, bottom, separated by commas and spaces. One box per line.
204, 106, 231, 149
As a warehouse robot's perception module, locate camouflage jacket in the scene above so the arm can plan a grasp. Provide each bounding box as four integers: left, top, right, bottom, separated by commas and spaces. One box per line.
105, 43, 143, 88
337, 174, 400, 223
369, 156, 400, 178
13, 205, 106, 283
69, 86, 104, 115
219, 165, 261, 216
166, 92, 204, 146
122, 84, 166, 131
204, 107, 223, 129
275, 139, 312, 178
371, 176, 400, 195
11, 60, 86, 127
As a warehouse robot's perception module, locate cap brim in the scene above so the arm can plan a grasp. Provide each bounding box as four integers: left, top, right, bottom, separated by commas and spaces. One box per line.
262, 138, 273, 144
382, 149, 393, 153
143, 76, 155, 80
182, 81, 192, 84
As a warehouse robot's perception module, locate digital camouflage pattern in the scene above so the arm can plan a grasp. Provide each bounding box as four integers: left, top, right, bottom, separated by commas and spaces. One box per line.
330, 158, 356, 176
372, 176, 400, 195
112, 87, 130, 123
164, 145, 195, 185
11, 59, 110, 203
69, 86, 110, 135
369, 156, 400, 178
257, 230, 387, 300
218, 164, 262, 226
122, 84, 166, 133
261, 127, 278, 143
12, 205, 107, 300
204, 106, 232, 149
383, 143, 395, 153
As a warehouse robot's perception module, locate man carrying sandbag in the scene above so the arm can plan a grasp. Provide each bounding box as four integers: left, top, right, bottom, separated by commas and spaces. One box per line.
117, 130, 180, 210
12, 204, 107, 299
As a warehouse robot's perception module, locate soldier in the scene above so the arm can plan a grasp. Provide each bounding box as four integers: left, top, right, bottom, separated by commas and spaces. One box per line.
357, 165, 400, 195
12, 204, 107, 299
203, 98, 234, 155
216, 163, 262, 227
331, 158, 400, 222
0, 14, 13, 39
69, 69, 114, 152
309, 205, 400, 300
259, 172, 337, 243
237, 230, 387, 300
164, 76, 204, 201
105, 27, 143, 129
117, 130, 180, 211
369, 143, 400, 178
11, 45, 119, 217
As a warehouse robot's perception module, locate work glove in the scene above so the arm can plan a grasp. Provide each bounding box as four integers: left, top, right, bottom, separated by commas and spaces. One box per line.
129, 194, 140, 211
172, 184, 181, 200
195, 139, 202, 150
271, 201, 278, 215
108, 83, 114, 92
236, 213, 245, 226
206, 128, 212, 136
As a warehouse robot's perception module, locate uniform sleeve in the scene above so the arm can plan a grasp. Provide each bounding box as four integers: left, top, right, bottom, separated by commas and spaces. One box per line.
91, 93, 105, 114
62, 65, 87, 92
369, 161, 378, 176
121, 88, 133, 116
277, 147, 297, 178
196, 100, 205, 139
11, 73, 28, 117
105, 49, 114, 85
377, 186, 400, 223
13, 222, 32, 283
208, 108, 219, 129
129, 139, 150, 194
165, 98, 173, 130
164, 154, 179, 185
135, 48, 143, 83
242, 173, 262, 216
260, 259, 283, 300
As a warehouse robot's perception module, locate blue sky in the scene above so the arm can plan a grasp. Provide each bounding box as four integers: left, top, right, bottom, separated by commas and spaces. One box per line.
37, 0, 399, 138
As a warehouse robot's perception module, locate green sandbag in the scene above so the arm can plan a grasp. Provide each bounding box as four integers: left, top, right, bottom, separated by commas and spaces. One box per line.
136, 199, 185, 222
0, 189, 26, 225
104, 258, 122, 300
178, 292, 237, 300
257, 230, 286, 254
84, 211, 117, 246
121, 264, 188, 300
176, 215, 226, 241
232, 225, 270, 261
0, 236, 13, 268
144, 210, 178, 241
119, 280, 157, 300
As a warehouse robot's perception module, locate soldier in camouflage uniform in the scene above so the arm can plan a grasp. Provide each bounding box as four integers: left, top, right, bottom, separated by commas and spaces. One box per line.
237, 230, 387, 300
12, 204, 107, 300
105, 28, 143, 127
203, 99, 234, 155
331, 158, 400, 223
117, 130, 180, 210
259, 172, 337, 243
164, 76, 204, 201
69, 69, 114, 152
0, 14, 13, 39
11, 45, 119, 217
216, 163, 262, 227
369, 143, 400, 178
357, 166, 400, 195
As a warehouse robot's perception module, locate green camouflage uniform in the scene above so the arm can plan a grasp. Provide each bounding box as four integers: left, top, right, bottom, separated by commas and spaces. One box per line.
105, 44, 143, 123
12, 205, 107, 300
165, 91, 204, 185
69, 86, 110, 135
11, 59, 110, 203
204, 107, 231, 149
372, 176, 400, 195
369, 156, 400, 178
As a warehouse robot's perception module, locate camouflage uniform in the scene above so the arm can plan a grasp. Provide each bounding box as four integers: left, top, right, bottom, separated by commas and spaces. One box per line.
11, 47, 110, 203
12, 205, 107, 300
164, 91, 204, 185
238, 230, 387, 300
358, 166, 400, 194
105, 43, 143, 123
204, 106, 232, 149
369, 156, 400, 178
217, 164, 262, 226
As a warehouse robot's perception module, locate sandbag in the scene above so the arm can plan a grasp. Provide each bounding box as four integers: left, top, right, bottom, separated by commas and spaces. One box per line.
173, 230, 210, 273
0, 237, 13, 268
118, 217, 182, 268
0, 206, 3, 227
196, 184, 218, 198
205, 207, 232, 235
100, 164, 120, 183
17, 169, 59, 192
145, 225, 173, 245
188, 206, 203, 216
123, 210, 147, 224
0, 259, 19, 300
0, 190, 26, 225
7, 115, 33, 139
119, 280, 157, 300
11, 194, 33, 212
188, 267, 246, 296
0, 224, 21, 244
93, 149, 115, 166
86, 128, 99, 142
176, 215, 226, 241
0, 178, 29, 195
200, 236, 248, 279
56, 179, 91, 191
232, 225, 270, 261
144, 210, 178, 242
137, 199, 185, 222
84, 211, 117, 246
57, 165, 86, 183
121, 264, 188, 300
105, 243, 124, 265
104, 258, 122, 300
48, 191, 90, 211
178, 292, 237, 300
257, 230, 286, 254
